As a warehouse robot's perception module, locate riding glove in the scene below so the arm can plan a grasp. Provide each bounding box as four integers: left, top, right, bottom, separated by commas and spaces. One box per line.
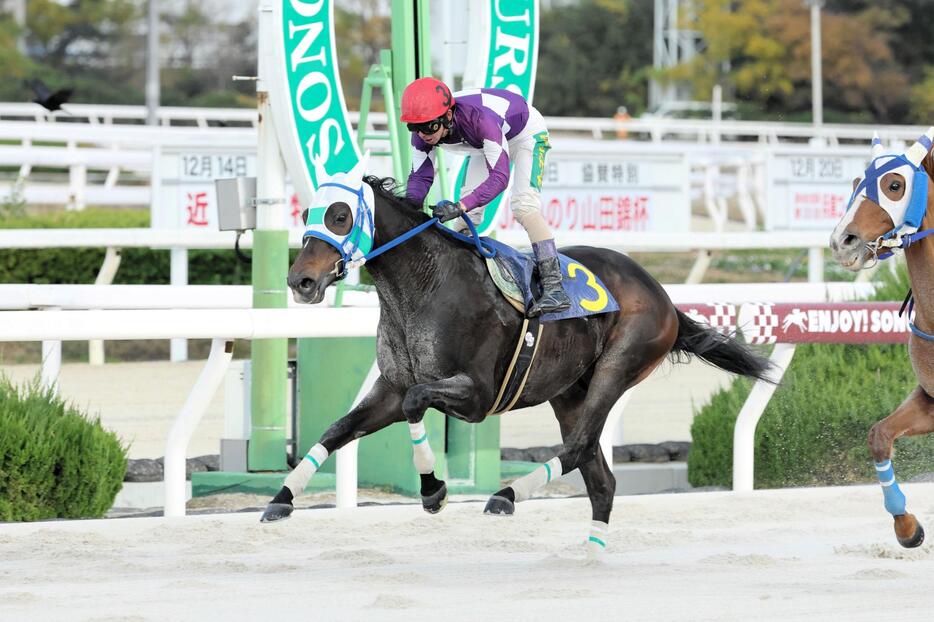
432, 200, 464, 223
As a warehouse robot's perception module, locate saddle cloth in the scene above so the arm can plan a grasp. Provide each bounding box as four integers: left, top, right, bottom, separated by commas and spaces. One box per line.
480, 237, 619, 321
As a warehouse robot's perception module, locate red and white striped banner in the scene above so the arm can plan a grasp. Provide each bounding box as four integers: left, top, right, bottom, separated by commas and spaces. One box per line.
675, 302, 909, 345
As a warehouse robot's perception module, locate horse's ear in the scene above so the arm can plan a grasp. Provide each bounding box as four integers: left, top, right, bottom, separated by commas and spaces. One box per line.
312, 155, 329, 188
905, 127, 934, 167
346, 151, 371, 186
301, 208, 309, 225
852, 177, 861, 191
871, 132, 884, 159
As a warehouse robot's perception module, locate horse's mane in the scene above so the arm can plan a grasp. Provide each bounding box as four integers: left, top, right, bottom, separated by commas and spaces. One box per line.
365, 175, 430, 220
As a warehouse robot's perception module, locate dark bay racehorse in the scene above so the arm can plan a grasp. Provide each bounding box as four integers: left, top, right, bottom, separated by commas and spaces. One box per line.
830, 129, 934, 548
262, 158, 772, 555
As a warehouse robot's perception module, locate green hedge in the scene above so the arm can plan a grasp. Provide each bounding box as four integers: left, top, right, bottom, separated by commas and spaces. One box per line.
0, 209, 263, 285
688, 263, 934, 488
0, 376, 128, 521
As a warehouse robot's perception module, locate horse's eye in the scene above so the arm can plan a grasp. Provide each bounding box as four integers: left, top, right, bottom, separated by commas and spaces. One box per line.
889, 181, 901, 192
336, 213, 347, 223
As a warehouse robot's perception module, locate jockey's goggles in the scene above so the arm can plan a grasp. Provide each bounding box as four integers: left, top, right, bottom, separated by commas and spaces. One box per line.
407, 118, 444, 134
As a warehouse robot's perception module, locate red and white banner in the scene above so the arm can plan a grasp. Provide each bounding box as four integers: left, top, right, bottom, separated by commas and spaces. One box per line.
675, 302, 910, 345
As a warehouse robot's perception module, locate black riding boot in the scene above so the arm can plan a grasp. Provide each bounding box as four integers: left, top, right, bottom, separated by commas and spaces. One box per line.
528, 256, 572, 317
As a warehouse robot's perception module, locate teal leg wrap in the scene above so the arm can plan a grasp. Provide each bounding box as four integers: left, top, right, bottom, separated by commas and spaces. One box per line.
876, 460, 907, 516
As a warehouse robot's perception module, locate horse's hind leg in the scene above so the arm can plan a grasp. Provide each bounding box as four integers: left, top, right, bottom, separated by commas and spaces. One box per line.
551, 383, 616, 555
485, 343, 666, 556
260, 376, 405, 522
483, 373, 623, 555
868, 385, 934, 548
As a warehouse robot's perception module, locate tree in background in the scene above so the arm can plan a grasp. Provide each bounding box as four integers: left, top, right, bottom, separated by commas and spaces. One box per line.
669, 0, 908, 123
21, 0, 140, 104
4, 0, 934, 124
334, 0, 389, 110
535, 0, 653, 118
160, 1, 256, 108
0, 14, 29, 94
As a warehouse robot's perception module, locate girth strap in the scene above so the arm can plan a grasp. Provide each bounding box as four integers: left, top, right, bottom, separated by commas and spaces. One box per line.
486, 316, 544, 416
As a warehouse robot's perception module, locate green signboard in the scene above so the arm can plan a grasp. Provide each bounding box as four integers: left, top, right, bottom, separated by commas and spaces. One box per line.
269, 0, 361, 207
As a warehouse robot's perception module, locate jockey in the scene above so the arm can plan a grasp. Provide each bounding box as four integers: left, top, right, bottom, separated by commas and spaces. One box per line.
400, 77, 571, 317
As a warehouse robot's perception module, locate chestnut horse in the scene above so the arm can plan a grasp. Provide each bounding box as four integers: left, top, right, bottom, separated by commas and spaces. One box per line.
261, 157, 772, 555
830, 129, 934, 548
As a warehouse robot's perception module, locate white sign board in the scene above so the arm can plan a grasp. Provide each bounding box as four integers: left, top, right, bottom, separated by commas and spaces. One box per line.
152, 147, 307, 232
765, 148, 868, 231
496, 149, 690, 234
152, 147, 256, 230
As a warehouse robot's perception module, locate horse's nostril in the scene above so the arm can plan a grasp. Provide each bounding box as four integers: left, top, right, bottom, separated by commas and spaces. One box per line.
844, 234, 858, 247
299, 277, 315, 293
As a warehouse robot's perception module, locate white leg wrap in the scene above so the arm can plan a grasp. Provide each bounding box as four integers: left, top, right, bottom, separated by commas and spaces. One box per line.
409, 422, 436, 474
510, 457, 562, 502
284, 443, 329, 497
586, 520, 609, 557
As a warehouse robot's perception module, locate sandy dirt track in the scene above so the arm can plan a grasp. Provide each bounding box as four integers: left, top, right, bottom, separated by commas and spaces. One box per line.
2, 483, 934, 621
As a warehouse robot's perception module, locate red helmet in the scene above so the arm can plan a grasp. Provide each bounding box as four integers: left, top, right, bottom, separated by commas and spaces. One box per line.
400, 77, 455, 123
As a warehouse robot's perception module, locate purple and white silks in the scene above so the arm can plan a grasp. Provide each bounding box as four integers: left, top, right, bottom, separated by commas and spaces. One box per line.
405, 88, 544, 212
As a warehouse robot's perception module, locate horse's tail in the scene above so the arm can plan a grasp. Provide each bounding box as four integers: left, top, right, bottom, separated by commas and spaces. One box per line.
670, 309, 775, 383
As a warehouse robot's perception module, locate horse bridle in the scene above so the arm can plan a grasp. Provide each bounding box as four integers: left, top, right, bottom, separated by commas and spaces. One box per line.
302, 182, 499, 281
302, 182, 374, 281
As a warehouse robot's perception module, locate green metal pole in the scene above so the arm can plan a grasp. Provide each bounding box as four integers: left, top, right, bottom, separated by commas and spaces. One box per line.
249, 10, 288, 472
391, 0, 431, 177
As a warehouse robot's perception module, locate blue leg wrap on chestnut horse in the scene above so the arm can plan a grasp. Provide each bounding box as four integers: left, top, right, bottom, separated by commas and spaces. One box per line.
875, 460, 907, 516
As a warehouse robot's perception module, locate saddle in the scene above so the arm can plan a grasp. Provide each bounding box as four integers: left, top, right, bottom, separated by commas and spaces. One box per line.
480, 237, 620, 321
442, 231, 620, 414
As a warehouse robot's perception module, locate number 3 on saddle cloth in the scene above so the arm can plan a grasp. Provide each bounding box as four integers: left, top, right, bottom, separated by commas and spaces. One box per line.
480, 237, 620, 321
445, 234, 620, 414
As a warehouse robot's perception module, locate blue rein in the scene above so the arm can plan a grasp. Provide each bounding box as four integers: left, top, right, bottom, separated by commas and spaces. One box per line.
435, 213, 497, 259
364, 210, 497, 262
306, 186, 497, 280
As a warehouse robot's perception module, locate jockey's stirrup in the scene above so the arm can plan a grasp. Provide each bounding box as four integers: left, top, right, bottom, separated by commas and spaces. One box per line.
528, 256, 572, 317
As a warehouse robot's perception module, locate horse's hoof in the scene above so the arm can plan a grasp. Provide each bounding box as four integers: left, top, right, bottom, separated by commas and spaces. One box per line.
260, 503, 294, 523
585, 539, 606, 559
422, 483, 448, 514
895, 514, 925, 548
483, 494, 515, 516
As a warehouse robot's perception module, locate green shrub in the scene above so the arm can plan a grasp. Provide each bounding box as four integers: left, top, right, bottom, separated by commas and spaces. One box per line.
0, 375, 128, 521
688, 262, 934, 488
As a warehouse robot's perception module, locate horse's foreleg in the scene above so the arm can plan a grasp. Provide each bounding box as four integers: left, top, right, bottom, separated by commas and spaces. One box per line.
260, 376, 404, 522
868, 385, 934, 548
402, 373, 481, 514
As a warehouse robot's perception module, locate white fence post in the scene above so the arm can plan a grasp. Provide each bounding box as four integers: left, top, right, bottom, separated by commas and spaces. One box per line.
164, 338, 234, 517
808, 247, 824, 283
732, 343, 797, 492
170, 248, 189, 362
89, 246, 122, 365
599, 391, 635, 473
336, 361, 381, 509
40, 308, 62, 396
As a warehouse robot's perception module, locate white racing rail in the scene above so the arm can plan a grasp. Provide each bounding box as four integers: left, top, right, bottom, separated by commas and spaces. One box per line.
0, 307, 380, 517
0, 282, 878, 515
0, 227, 837, 284
1, 102, 932, 144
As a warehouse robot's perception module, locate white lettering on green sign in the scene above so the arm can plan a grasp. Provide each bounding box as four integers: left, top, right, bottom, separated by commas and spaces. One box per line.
488, 0, 535, 95
282, 0, 357, 187
458, 0, 537, 236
